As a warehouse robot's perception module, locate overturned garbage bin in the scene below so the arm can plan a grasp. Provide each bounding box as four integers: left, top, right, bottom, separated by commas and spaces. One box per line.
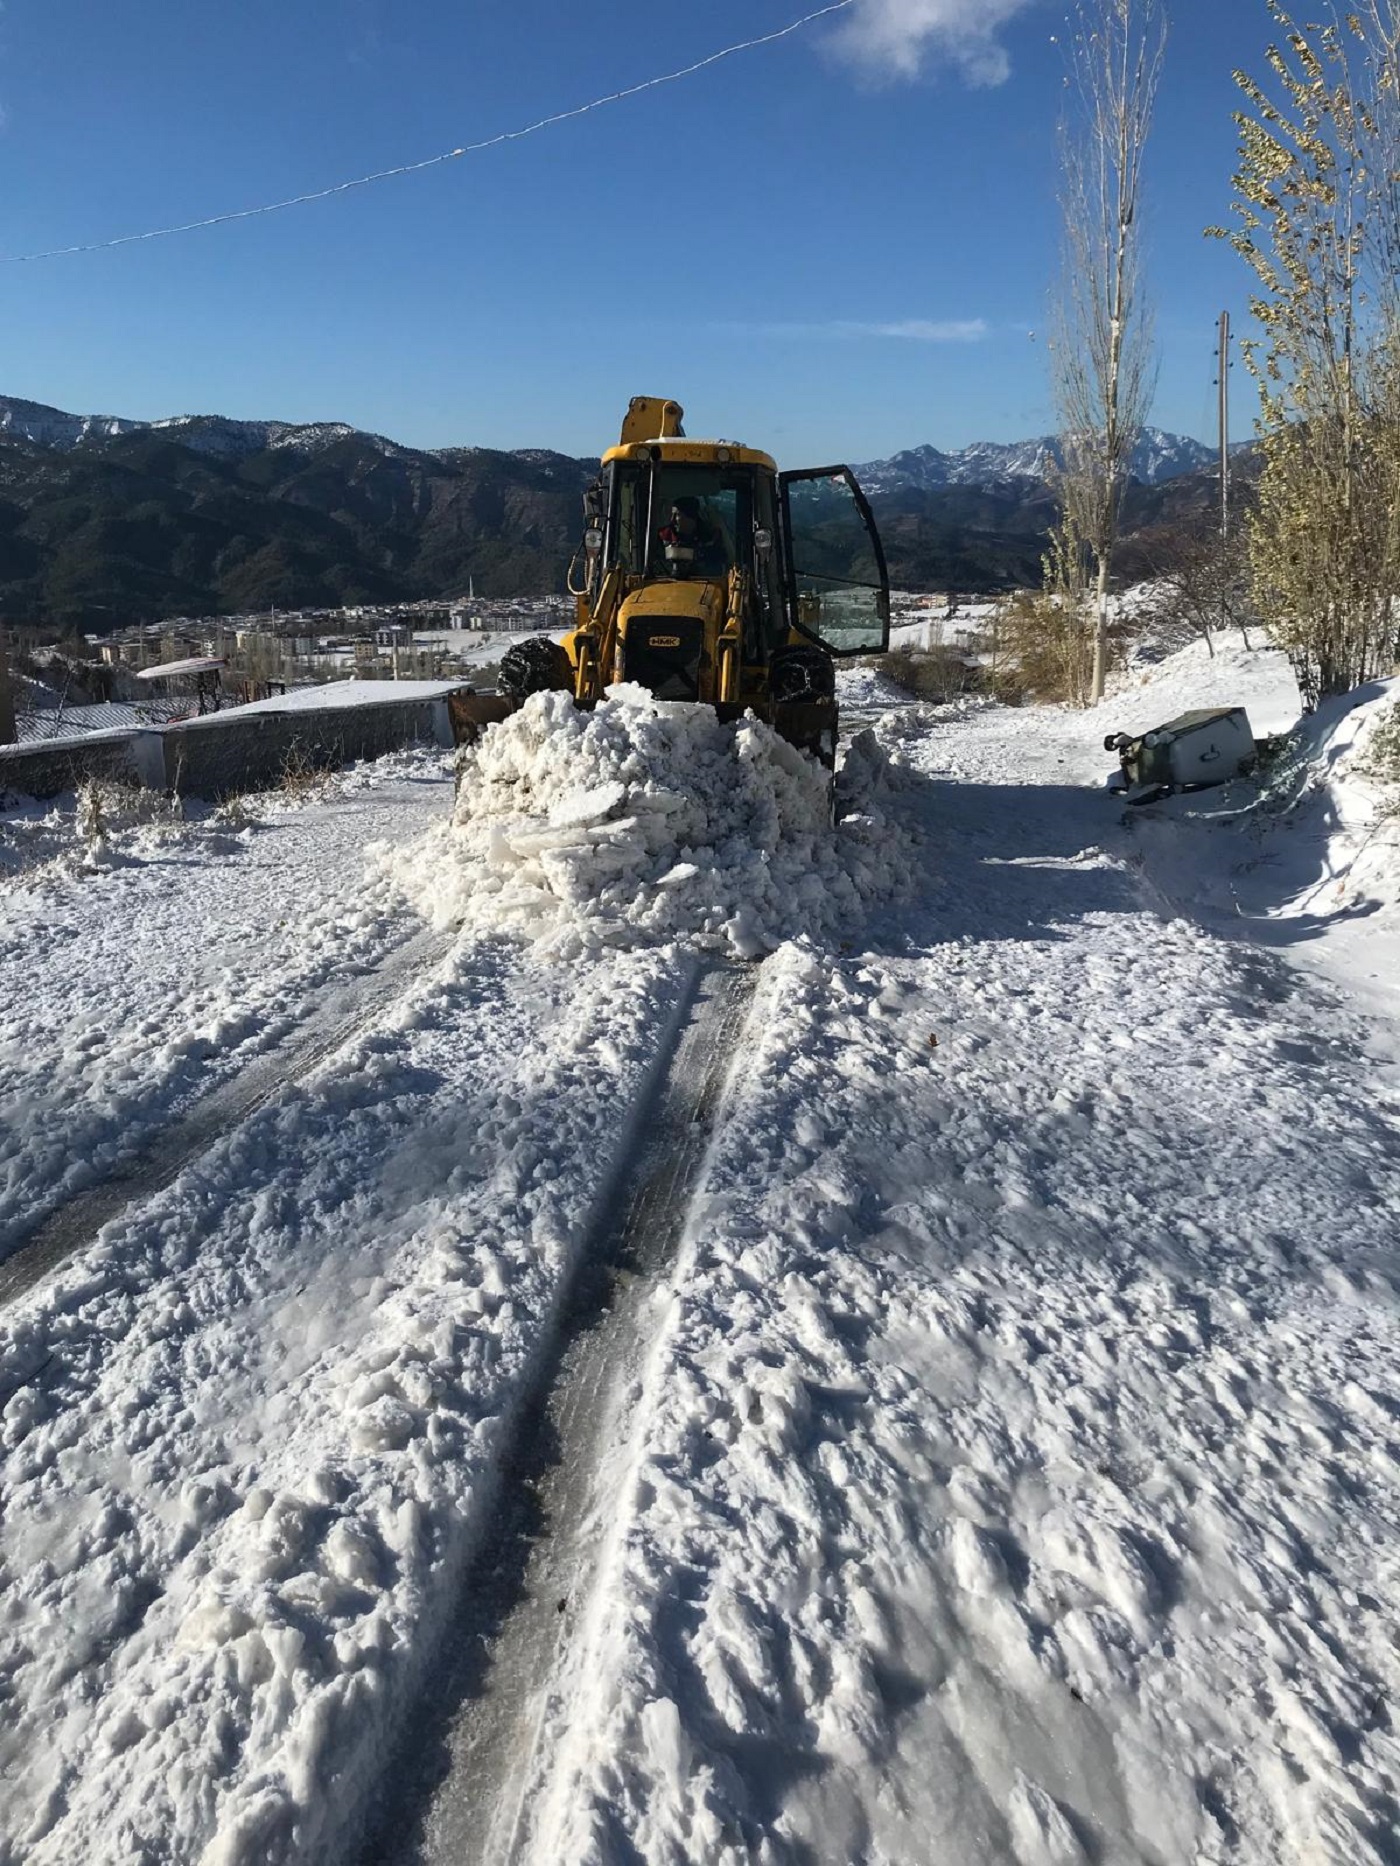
1105, 706, 1255, 804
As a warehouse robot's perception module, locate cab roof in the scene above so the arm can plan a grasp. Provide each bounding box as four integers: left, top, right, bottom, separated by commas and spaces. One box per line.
601, 438, 778, 472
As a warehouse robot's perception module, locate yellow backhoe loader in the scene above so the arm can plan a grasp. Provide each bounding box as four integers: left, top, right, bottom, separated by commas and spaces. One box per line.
450, 396, 890, 765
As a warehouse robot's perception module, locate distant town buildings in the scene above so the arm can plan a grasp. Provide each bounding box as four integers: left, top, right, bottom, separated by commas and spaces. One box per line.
90, 593, 573, 688
5, 591, 574, 743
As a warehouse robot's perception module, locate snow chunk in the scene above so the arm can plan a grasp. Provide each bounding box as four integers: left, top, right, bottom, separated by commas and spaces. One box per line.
379, 685, 909, 958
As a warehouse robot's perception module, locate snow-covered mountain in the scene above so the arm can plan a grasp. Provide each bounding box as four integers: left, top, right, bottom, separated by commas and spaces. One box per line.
857, 426, 1225, 493
0, 393, 1231, 491
1133, 426, 1229, 485
0, 394, 144, 450
147, 414, 417, 462
0, 396, 408, 463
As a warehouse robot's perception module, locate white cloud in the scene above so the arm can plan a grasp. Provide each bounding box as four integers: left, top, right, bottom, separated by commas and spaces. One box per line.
848, 318, 988, 341
830, 0, 1037, 84
733, 318, 988, 343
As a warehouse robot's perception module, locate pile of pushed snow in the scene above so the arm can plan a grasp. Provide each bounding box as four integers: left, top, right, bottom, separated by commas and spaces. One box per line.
379, 685, 907, 959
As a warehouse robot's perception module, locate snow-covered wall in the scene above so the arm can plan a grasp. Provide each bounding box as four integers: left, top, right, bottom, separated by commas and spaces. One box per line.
163, 693, 455, 798
0, 728, 160, 802
0, 693, 458, 801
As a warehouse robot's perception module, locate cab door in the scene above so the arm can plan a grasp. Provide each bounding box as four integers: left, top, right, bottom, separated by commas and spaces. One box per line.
778, 466, 890, 656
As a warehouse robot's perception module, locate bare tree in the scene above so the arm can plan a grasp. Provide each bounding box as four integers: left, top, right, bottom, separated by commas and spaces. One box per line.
1051, 0, 1166, 704
1132, 512, 1257, 655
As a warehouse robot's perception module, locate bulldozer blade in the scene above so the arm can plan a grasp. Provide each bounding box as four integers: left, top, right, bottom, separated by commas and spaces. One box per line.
448, 691, 517, 748
773, 700, 838, 769
715, 699, 837, 769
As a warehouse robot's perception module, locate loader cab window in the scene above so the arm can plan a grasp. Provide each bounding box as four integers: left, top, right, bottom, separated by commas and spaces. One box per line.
646, 468, 740, 581
605, 461, 787, 649
609, 465, 645, 575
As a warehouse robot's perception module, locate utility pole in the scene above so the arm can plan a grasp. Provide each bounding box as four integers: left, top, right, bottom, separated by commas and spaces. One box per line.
0, 627, 15, 745
1217, 309, 1231, 539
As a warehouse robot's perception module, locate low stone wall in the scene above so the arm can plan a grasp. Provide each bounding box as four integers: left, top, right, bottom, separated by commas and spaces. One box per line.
163, 695, 454, 799
0, 694, 457, 804
0, 730, 163, 804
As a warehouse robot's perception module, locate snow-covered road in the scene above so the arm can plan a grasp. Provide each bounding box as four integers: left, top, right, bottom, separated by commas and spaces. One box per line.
3, 645, 1400, 1865
534, 818, 1400, 1864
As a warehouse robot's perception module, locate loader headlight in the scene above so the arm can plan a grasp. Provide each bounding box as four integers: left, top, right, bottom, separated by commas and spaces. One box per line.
585, 527, 603, 552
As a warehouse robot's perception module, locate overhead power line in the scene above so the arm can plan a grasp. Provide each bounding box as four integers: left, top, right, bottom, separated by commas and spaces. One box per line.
1, 1, 856, 265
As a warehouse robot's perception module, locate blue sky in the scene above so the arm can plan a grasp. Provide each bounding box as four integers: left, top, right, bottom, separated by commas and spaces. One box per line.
0, 1, 1278, 461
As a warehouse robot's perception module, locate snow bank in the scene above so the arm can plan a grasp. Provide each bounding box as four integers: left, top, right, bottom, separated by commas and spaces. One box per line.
0, 745, 447, 886
1292, 677, 1400, 871
1115, 669, 1400, 1019
0, 784, 196, 884
379, 686, 909, 960
1103, 635, 1301, 744
0, 752, 451, 1260
1307, 685, 1400, 1019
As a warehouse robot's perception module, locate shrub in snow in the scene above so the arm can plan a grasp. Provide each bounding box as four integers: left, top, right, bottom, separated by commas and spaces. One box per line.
213, 792, 257, 832
1358, 700, 1400, 809
380, 685, 909, 959
988, 588, 1107, 707
278, 735, 338, 800
869, 645, 986, 704
75, 776, 110, 850
0, 782, 251, 887
71, 778, 184, 864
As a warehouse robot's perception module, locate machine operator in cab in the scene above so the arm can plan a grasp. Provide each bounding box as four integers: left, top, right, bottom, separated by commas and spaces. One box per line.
657, 495, 728, 579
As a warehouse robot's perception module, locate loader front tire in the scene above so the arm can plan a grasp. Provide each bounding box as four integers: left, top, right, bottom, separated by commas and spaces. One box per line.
769, 644, 836, 705
499, 636, 573, 702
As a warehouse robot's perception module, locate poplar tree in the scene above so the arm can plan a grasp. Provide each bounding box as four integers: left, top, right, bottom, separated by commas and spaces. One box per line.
1051, 0, 1166, 705
1213, 2, 1400, 706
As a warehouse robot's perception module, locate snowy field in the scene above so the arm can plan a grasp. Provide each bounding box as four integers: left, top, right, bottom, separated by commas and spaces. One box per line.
2, 639, 1399, 1865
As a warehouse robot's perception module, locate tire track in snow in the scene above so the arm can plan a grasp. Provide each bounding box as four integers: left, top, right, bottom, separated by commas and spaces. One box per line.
0, 921, 456, 1310
368, 960, 758, 1866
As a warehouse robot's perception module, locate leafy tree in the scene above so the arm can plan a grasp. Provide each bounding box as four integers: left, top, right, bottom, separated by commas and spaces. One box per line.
1212, 1, 1400, 706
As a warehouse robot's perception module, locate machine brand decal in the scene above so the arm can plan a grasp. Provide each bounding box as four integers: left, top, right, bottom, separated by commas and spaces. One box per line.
649, 635, 682, 648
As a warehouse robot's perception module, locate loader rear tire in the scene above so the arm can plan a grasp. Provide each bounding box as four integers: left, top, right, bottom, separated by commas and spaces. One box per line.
499, 636, 573, 702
